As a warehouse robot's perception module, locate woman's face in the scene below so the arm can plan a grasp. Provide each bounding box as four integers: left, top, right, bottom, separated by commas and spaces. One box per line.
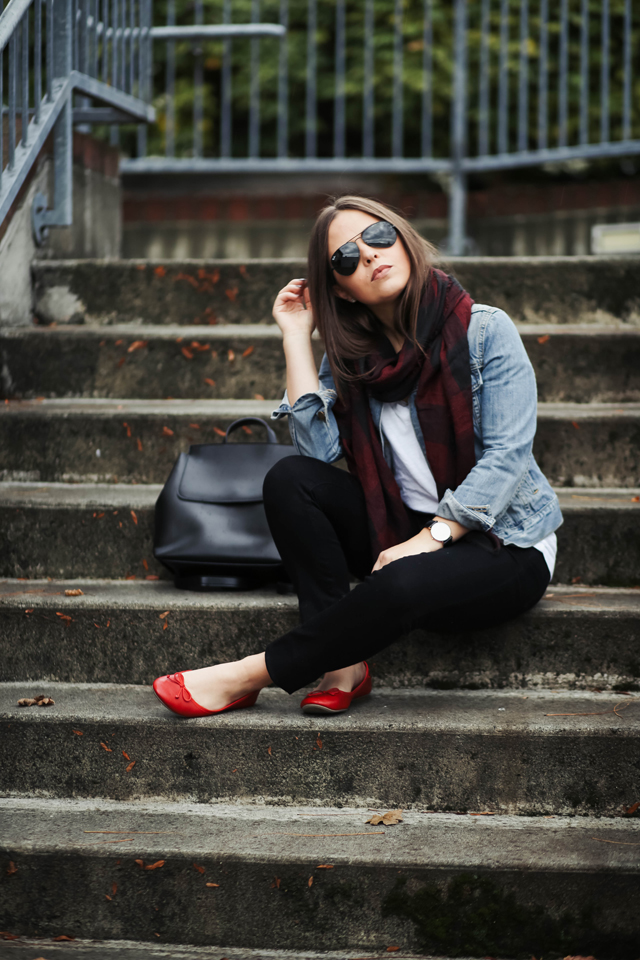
327, 209, 411, 310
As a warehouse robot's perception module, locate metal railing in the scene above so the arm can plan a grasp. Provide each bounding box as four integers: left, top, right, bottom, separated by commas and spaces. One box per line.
0, 0, 154, 243
118, 0, 640, 255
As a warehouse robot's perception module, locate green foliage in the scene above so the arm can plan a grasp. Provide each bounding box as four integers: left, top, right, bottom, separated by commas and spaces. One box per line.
115, 0, 639, 161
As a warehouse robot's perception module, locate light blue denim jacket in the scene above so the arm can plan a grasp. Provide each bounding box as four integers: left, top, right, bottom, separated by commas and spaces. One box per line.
272, 303, 563, 547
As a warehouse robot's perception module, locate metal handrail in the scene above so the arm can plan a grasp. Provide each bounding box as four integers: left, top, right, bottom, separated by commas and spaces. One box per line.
0, 0, 154, 243
0, 0, 33, 50
151, 25, 286, 41
119, 0, 640, 256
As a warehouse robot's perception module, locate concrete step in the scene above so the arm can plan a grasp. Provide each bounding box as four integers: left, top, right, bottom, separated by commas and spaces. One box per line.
0, 483, 638, 584
2, 324, 640, 403
1, 579, 639, 692
2, 684, 640, 814
32, 256, 640, 327
1, 798, 639, 957
0, 942, 465, 960
1, 398, 639, 487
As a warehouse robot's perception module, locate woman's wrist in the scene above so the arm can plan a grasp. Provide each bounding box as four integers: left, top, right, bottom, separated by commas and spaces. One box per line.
419, 517, 469, 547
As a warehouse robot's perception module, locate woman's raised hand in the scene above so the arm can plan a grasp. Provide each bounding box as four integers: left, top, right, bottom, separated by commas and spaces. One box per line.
272, 279, 315, 340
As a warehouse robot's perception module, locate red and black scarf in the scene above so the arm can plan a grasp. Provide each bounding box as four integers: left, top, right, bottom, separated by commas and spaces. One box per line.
333, 269, 475, 556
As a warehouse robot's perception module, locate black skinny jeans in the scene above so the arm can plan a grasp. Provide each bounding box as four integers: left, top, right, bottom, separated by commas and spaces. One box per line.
262, 456, 550, 694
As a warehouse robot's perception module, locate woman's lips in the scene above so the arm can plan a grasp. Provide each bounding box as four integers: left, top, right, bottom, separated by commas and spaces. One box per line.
371, 264, 392, 281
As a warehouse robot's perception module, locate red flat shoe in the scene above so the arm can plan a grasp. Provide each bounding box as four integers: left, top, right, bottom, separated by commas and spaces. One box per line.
153, 671, 259, 718
300, 662, 372, 715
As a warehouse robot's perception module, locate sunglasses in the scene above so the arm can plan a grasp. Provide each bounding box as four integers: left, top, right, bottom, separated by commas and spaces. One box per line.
330, 220, 397, 276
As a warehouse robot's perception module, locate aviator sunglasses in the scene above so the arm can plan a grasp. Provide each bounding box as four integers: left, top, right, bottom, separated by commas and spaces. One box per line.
330, 220, 398, 276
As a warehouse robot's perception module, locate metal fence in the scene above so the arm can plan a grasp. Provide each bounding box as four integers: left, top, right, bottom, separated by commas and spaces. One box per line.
2, 0, 639, 254
0, 0, 153, 241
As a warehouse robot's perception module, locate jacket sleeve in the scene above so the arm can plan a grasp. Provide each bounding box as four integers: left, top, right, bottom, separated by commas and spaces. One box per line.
271, 352, 344, 462
435, 308, 538, 532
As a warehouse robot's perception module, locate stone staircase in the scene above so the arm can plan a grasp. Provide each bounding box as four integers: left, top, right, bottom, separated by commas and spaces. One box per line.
1, 256, 640, 959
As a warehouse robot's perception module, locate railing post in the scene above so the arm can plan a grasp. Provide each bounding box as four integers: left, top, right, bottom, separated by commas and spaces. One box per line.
448, 0, 468, 256
32, 0, 74, 243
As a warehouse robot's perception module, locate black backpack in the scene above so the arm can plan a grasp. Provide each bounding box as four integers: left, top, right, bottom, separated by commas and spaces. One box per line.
154, 417, 298, 590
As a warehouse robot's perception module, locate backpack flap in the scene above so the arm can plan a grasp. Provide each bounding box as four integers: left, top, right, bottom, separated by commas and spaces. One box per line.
178, 443, 293, 504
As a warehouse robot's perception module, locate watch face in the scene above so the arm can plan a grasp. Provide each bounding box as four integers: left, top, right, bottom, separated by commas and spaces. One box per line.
430, 521, 451, 542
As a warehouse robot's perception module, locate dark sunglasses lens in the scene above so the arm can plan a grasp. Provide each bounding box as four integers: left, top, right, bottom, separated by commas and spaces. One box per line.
362, 221, 397, 247
332, 241, 360, 276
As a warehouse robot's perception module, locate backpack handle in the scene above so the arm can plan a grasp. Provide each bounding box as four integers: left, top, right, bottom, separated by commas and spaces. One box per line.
224, 417, 278, 444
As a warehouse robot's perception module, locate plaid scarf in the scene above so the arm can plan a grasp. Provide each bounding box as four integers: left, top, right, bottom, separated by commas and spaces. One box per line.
332, 269, 475, 556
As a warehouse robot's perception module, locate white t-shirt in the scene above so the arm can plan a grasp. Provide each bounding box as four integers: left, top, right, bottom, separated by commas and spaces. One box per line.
379, 401, 557, 578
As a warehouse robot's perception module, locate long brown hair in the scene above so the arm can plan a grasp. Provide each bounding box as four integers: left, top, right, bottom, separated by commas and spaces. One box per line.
307, 195, 437, 398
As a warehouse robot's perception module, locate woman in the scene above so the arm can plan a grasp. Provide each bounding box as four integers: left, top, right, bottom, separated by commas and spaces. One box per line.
153, 196, 562, 717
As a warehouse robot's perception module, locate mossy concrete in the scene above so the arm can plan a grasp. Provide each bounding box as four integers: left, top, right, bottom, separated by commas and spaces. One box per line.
1, 685, 640, 814
31, 256, 640, 327
1, 399, 639, 487
1, 484, 639, 584
1, 800, 639, 957
3, 324, 640, 403
0, 580, 639, 692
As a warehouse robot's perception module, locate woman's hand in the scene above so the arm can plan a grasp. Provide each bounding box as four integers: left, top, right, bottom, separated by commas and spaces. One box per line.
272, 279, 315, 340
372, 528, 442, 572
372, 519, 469, 572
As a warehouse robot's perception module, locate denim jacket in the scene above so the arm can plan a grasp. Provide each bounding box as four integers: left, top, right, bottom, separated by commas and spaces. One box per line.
272, 303, 563, 548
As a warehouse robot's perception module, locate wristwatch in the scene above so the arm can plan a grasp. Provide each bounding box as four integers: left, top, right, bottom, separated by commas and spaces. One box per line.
425, 519, 453, 547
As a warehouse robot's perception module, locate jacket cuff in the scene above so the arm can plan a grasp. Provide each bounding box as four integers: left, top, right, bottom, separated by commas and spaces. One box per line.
270, 387, 336, 421
436, 489, 495, 532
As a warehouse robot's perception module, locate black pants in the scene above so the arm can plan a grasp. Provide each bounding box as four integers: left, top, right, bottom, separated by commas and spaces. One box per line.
262, 456, 550, 694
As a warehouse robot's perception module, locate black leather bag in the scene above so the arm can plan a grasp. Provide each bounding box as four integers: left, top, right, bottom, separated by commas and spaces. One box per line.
154, 417, 298, 590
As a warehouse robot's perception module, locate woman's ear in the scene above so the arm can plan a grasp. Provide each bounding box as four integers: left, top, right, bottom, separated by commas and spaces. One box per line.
333, 285, 356, 304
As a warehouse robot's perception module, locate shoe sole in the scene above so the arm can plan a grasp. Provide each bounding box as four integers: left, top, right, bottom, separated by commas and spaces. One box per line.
301, 702, 349, 715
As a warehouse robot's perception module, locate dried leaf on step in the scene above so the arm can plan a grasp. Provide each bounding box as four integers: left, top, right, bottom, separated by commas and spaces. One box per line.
205, 882, 219, 888
144, 860, 165, 870
130, 510, 138, 525
204, 378, 216, 387
0, 933, 19, 940
162, 426, 174, 437
254, 393, 265, 400
537, 334, 550, 344
316, 864, 334, 869
65, 589, 84, 596
73, 729, 83, 735
135, 859, 144, 868
56, 612, 73, 623
18, 698, 37, 706
36, 697, 55, 706
242, 346, 254, 358
386, 947, 400, 952
193, 863, 205, 874
112, 882, 117, 895
366, 809, 403, 826
213, 427, 226, 437
126, 761, 136, 772
100, 742, 113, 752
6, 862, 17, 875
53, 936, 75, 941
307, 876, 313, 887
127, 340, 148, 353
159, 611, 170, 619
271, 877, 281, 889
181, 347, 194, 360
625, 801, 640, 815
227, 349, 235, 362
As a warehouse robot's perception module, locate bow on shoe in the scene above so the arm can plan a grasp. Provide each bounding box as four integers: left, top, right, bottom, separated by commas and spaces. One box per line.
167, 672, 192, 702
